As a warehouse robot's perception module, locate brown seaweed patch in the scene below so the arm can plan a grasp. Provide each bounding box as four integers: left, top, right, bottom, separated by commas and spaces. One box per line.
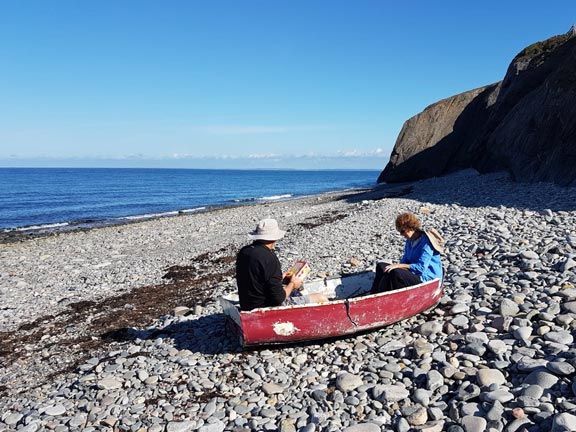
298, 211, 348, 229
0, 246, 237, 397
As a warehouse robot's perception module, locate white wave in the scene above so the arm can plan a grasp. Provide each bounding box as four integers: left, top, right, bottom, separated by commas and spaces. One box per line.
257, 194, 293, 201
13, 222, 70, 232
122, 211, 180, 220
121, 207, 206, 221
179, 207, 206, 213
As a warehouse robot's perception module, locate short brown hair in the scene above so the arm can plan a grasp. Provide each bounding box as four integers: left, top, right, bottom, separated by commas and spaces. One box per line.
395, 212, 420, 232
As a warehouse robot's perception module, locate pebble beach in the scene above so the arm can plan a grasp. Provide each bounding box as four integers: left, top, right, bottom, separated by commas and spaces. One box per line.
2, 169, 576, 432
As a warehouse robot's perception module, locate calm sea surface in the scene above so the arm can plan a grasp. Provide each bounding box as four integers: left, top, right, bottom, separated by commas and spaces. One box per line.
0, 168, 380, 231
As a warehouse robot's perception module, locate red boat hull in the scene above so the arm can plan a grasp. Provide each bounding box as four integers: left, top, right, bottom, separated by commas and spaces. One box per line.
220, 275, 442, 347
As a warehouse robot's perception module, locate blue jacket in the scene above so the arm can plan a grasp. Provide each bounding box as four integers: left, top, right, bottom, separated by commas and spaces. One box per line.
400, 232, 443, 282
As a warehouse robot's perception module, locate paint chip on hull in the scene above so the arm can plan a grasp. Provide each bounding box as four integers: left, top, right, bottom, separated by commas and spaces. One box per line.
273, 321, 300, 336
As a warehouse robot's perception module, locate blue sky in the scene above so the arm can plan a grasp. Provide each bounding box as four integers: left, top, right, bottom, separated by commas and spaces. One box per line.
0, 1, 574, 169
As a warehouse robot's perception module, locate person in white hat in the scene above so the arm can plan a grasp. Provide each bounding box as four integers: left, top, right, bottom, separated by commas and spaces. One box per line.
236, 218, 327, 311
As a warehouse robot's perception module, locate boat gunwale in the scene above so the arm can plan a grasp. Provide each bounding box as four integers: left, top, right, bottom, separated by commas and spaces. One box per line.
220, 276, 442, 315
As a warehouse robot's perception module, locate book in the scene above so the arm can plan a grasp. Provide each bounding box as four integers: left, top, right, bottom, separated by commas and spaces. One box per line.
283, 260, 311, 284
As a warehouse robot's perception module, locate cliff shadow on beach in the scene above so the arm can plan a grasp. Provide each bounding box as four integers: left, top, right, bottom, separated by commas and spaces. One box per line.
342, 169, 576, 213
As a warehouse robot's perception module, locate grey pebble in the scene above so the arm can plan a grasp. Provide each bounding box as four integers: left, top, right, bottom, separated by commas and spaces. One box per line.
372, 384, 409, 402
523, 371, 559, 389
412, 388, 431, 406
42, 404, 67, 416
481, 389, 514, 403
336, 373, 363, 392
552, 412, 576, 431
476, 369, 506, 387
500, 299, 520, 317
427, 370, 444, 391
544, 331, 574, 345
342, 424, 381, 432
167, 421, 196, 432
461, 415, 487, 432
547, 361, 575, 376
4, 413, 23, 425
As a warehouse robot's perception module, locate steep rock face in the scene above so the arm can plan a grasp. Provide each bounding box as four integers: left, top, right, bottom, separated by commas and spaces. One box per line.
378, 83, 500, 183
482, 34, 576, 184
379, 31, 576, 185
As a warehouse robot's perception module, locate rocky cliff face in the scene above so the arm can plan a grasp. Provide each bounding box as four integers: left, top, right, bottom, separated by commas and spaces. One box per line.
379, 30, 576, 185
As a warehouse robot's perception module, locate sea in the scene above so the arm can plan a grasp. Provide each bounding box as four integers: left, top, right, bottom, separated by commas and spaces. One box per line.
0, 168, 380, 232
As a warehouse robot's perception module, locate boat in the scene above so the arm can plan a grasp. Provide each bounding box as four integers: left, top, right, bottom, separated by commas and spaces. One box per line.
219, 271, 443, 347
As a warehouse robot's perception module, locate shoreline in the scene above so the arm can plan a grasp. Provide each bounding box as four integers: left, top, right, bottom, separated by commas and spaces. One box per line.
0, 167, 381, 240
0, 186, 377, 245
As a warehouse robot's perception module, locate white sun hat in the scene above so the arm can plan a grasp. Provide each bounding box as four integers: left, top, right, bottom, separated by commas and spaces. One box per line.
248, 218, 286, 241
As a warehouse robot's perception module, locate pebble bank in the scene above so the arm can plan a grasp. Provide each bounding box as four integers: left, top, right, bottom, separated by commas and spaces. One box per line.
2, 169, 576, 432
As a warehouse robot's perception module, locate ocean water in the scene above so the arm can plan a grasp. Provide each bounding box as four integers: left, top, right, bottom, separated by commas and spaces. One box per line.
0, 168, 380, 232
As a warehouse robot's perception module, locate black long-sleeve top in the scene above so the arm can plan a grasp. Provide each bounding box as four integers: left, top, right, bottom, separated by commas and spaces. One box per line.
236, 242, 286, 311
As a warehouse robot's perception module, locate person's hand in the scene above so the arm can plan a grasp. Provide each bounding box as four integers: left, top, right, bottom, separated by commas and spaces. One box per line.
384, 263, 401, 272
290, 276, 303, 290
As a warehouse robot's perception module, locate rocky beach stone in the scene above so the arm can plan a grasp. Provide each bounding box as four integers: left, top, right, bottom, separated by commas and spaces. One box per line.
523, 371, 559, 390
562, 301, 576, 313
427, 370, 445, 391
97, 378, 123, 390
513, 327, 532, 345
522, 384, 544, 399
372, 384, 410, 403
336, 373, 363, 392
487, 340, 507, 356
401, 404, 428, 425
547, 361, 575, 376
342, 424, 381, 432
516, 357, 548, 372
420, 321, 443, 337
476, 369, 506, 387
412, 388, 431, 406
481, 389, 514, 403
2, 170, 576, 432
544, 331, 574, 345
552, 413, 576, 431
262, 382, 285, 395
499, 299, 520, 317
461, 415, 487, 432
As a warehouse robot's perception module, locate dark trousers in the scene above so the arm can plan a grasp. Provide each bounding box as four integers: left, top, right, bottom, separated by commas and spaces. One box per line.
370, 262, 421, 294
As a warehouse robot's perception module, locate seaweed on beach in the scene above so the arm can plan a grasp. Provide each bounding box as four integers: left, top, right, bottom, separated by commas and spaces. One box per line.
0, 246, 237, 397
162, 249, 235, 282
298, 211, 349, 229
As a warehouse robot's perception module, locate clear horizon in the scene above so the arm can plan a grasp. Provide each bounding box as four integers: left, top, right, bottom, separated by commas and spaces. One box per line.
1, 1, 574, 169
0, 165, 382, 172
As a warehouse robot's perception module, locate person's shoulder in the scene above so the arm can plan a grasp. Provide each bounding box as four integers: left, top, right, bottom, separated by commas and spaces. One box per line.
239, 242, 272, 257
238, 243, 257, 256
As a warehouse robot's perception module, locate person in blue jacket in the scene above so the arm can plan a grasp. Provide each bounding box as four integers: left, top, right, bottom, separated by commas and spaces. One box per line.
370, 212, 444, 294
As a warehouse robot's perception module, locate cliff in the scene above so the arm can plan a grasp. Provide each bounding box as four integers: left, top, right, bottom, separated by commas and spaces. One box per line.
379, 29, 576, 185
